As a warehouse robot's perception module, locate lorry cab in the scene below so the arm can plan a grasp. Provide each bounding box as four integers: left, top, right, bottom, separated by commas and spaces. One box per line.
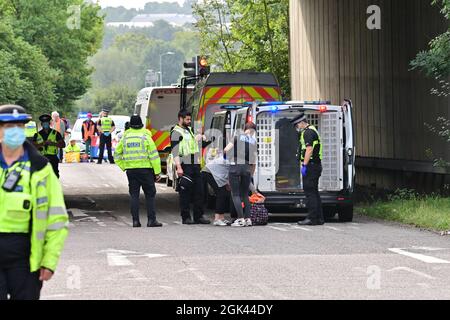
250, 100, 355, 221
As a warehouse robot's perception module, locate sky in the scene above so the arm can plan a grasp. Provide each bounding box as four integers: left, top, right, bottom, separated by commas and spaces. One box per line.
97, 0, 185, 9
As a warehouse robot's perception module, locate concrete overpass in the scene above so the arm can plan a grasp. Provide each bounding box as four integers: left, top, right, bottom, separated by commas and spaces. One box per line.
290, 0, 450, 192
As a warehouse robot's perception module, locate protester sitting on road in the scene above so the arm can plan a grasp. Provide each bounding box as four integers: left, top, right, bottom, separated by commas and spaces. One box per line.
64, 138, 81, 153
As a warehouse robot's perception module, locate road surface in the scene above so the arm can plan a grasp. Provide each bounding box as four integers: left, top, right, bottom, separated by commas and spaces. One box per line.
41, 163, 450, 300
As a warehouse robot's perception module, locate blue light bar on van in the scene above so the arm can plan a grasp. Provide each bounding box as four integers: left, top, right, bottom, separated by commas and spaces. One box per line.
220, 105, 244, 110
303, 100, 331, 105
270, 105, 279, 112
258, 101, 285, 106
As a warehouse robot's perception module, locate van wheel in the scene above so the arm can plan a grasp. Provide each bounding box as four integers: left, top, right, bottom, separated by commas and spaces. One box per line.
323, 208, 336, 221
338, 205, 353, 222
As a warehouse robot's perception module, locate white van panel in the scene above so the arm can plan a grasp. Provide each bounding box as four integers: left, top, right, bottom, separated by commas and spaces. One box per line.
256, 110, 344, 192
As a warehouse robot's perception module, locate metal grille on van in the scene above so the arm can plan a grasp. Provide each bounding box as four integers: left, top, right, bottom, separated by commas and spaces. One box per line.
256, 110, 343, 192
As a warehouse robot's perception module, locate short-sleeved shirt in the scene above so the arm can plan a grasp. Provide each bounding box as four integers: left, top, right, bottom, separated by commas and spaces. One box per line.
229, 134, 257, 165
302, 127, 321, 164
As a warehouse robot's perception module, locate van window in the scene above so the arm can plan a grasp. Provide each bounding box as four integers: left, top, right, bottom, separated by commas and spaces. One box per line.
135, 104, 142, 116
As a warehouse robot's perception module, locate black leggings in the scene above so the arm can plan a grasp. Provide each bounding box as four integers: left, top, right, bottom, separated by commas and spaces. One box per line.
202, 172, 229, 215
229, 165, 252, 219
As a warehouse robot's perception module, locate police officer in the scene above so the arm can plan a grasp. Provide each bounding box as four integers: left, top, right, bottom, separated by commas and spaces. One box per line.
170, 110, 210, 225
97, 109, 115, 165
115, 115, 163, 228
291, 113, 324, 226
0, 105, 68, 300
33, 115, 66, 178
24, 120, 37, 143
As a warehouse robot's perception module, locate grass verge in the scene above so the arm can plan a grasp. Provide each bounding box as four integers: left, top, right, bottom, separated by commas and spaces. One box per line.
357, 196, 450, 232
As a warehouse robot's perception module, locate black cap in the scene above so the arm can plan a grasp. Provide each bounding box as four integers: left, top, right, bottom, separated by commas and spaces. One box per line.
290, 113, 308, 126
102, 108, 110, 113
0, 105, 31, 124
130, 115, 143, 129
39, 114, 52, 123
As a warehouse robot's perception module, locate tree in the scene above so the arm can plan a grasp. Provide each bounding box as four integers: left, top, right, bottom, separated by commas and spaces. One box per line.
0, 20, 57, 114
193, 0, 290, 98
411, 0, 450, 97
6, 0, 104, 114
93, 85, 137, 115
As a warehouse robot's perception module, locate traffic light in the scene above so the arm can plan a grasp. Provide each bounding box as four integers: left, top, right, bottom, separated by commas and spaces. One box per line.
183, 55, 210, 77
183, 57, 197, 77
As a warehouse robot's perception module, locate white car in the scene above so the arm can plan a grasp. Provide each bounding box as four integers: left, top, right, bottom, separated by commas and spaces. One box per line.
70, 115, 130, 158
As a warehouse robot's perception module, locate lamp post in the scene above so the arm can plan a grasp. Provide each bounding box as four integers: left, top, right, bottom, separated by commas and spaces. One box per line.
159, 52, 175, 87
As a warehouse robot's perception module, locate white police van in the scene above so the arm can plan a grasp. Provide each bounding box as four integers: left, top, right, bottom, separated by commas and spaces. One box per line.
242, 100, 355, 221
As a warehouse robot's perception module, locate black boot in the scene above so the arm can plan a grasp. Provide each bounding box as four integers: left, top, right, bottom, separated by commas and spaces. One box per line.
133, 220, 141, 228
147, 220, 162, 227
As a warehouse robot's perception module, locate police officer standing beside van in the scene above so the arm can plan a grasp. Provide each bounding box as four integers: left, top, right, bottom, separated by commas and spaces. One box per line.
170, 110, 211, 225
0, 105, 68, 300
115, 115, 163, 228
291, 113, 324, 226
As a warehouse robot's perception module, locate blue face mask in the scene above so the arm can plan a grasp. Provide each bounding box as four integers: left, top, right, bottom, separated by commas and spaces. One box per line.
3, 126, 26, 149
42, 122, 50, 129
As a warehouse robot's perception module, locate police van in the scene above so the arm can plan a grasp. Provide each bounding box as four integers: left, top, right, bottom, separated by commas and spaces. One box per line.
236, 100, 355, 222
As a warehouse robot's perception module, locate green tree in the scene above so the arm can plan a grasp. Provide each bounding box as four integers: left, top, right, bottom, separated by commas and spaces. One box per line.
0, 20, 57, 114
411, 0, 450, 97
6, 0, 104, 114
193, 0, 290, 98
93, 85, 137, 115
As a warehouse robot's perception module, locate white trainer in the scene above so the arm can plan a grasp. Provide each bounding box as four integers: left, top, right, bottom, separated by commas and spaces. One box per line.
245, 218, 252, 227
231, 218, 246, 227
213, 219, 228, 226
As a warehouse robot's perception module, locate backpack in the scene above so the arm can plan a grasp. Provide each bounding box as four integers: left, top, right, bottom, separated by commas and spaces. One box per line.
250, 203, 269, 226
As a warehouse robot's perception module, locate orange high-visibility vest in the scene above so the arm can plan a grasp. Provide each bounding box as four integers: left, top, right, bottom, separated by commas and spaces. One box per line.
82, 121, 95, 142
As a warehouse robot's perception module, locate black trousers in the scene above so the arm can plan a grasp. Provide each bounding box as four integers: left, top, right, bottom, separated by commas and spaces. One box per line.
202, 171, 230, 215
179, 164, 204, 221
229, 165, 252, 219
126, 169, 157, 222
98, 134, 114, 164
0, 268, 42, 300
303, 163, 324, 223
0, 234, 42, 300
45, 155, 60, 178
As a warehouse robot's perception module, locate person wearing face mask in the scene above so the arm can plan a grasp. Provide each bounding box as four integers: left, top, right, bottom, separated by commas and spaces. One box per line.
33, 115, 66, 178
291, 113, 324, 226
224, 122, 258, 227
0, 105, 68, 300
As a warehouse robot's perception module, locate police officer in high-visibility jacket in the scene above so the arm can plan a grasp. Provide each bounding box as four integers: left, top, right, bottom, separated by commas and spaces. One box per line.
115, 115, 163, 228
0, 105, 68, 300
291, 113, 324, 226
97, 109, 115, 165
33, 115, 66, 178
24, 120, 37, 142
170, 110, 211, 225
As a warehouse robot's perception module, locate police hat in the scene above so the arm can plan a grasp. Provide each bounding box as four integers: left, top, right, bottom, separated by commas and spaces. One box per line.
0, 105, 32, 124
39, 114, 52, 123
290, 113, 308, 126
130, 115, 143, 129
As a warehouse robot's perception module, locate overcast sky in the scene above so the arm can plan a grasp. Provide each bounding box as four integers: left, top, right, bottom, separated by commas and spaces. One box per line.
97, 0, 185, 9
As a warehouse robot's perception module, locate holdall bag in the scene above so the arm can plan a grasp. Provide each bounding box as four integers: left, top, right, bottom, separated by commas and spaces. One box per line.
250, 203, 269, 226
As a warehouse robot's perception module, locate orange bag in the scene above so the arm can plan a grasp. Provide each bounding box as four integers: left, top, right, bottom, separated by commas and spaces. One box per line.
250, 193, 265, 204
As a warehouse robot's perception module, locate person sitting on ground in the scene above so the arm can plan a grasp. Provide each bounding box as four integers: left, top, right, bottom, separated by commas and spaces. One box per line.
64, 138, 81, 153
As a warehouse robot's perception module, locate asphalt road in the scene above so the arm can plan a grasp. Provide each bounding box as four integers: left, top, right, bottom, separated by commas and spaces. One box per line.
40, 163, 450, 300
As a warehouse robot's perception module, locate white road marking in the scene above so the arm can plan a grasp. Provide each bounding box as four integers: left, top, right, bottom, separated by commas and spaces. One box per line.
411, 246, 446, 251
389, 248, 450, 264
274, 223, 293, 227
268, 226, 288, 232
325, 226, 342, 231
292, 226, 312, 231
173, 221, 182, 225
99, 249, 168, 267
187, 268, 207, 282
69, 208, 88, 217
387, 267, 436, 280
